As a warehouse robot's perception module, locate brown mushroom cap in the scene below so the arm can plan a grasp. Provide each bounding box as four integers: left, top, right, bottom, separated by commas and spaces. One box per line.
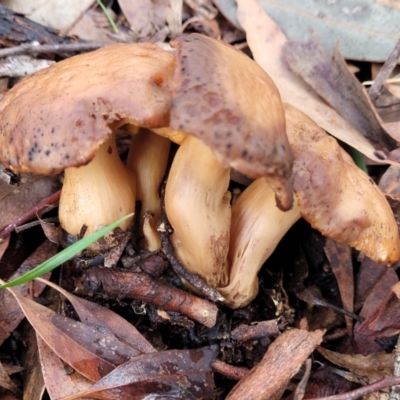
0, 43, 175, 175
169, 34, 293, 210
286, 103, 400, 264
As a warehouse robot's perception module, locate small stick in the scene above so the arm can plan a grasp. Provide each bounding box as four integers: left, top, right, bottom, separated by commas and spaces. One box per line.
0, 42, 106, 58
84, 267, 219, 328
0, 189, 61, 242
369, 38, 400, 102
305, 376, 400, 400
212, 359, 249, 381
158, 182, 224, 303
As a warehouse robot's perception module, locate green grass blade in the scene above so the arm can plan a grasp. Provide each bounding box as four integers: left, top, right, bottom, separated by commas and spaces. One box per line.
0, 213, 133, 289
96, 0, 119, 33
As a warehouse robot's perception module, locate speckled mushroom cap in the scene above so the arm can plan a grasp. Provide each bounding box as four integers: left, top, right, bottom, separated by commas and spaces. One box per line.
0, 43, 175, 175
169, 34, 294, 210
285, 103, 400, 264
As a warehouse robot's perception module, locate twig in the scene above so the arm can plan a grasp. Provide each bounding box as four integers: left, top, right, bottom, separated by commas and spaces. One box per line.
0, 42, 106, 58
158, 181, 224, 303
212, 359, 249, 381
305, 376, 400, 400
0, 189, 61, 242
390, 334, 400, 399
369, 38, 400, 102
84, 267, 219, 328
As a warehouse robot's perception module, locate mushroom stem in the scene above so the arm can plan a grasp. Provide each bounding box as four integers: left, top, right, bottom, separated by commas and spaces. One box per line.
218, 178, 300, 308
126, 128, 171, 250
165, 135, 231, 288
59, 136, 136, 236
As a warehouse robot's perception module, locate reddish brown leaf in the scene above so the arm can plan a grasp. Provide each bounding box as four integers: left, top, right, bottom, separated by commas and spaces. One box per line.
318, 347, 393, 381
324, 238, 354, 336
284, 34, 397, 147
37, 334, 91, 399
0, 361, 21, 396
37, 278, 156, 354
0, 240, 57, 345
226, 329, 325, 400
357, 281, 400, 337
63, 347, 218, 400
0, 174, 60, 232
7, 289, 141, 382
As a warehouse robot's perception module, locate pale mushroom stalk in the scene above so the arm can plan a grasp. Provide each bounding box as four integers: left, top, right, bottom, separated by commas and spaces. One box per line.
165, 135, 231, 288
127, 128, 171, 250
59, 136, 136, 236
219, 178, 300, 308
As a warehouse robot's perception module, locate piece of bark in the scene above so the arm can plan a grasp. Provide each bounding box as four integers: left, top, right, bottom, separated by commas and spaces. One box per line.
226, 328, 324, 400
231, 319, 280, 346
84, 268, 219, 328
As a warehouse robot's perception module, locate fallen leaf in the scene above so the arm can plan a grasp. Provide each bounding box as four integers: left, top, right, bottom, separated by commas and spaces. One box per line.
235, 0, 397, 164
214, 0, 400, 61
283, 34, 397, 147
37, 278, 156, 354
0, 174, 61, 232
0, 361, 20, 396
0, 240, 57, 345
318, 346, 393, 381
1, 0, 95, 32
6, 288, 141, 382
63, 347, 218, 400
37, 334, 92, 399
226, 328, 324, 400
357, 281, 400, 338
118, 0, 154, 37
324, 238, 354, 336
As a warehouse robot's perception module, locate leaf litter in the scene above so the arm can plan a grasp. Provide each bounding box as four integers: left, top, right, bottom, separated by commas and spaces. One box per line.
1, 0, 400, 399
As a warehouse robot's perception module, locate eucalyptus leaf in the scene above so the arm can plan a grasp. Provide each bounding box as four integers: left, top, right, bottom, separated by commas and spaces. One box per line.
214, 0, 400, 62
0, 213, 133, 289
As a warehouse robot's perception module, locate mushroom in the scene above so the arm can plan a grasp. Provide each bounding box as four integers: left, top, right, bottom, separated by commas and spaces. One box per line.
126, 128, 171, 250
219, 103, 400, 308
0, 43, 175, 235
164, 34, 293, 287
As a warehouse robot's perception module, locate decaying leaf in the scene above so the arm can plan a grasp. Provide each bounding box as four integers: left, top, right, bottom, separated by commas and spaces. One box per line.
215, 0, 400, 62
318, 346, 394, 381
63, 347, 218, 400
0, 174, 61, 232
357, 281, 400, 338
0, 240, 56, 345
235, 0, 397, 164
283, 34, 398, 147
37, 334, 92, 399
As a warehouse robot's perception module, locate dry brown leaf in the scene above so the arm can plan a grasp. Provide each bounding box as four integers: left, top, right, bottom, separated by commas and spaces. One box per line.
226, 328, 324, 400
38, 278, 156, 354
318, 347, 394, 381
1, 0, 94, 32
357, 281, 400, 338
0, 361, 20, 397
37, 334, 92, 399
0, 174, 61, 232
118, 0, 154, 37
6, 288, 141, 382
283, 34, 397, 147
63, 347, 218, 400
324, 238, 354, 337
0, 240, 56, 345
235, 0, 397, 164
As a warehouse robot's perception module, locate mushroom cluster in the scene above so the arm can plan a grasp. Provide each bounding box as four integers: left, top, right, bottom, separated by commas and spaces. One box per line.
0, 34, 398, 308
